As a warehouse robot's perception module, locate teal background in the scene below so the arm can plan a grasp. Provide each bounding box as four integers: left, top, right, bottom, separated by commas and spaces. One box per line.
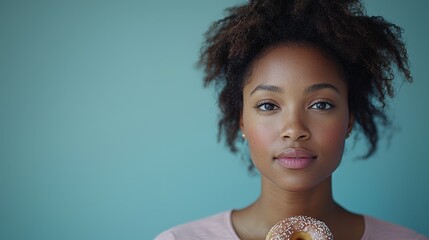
1, 0, 428, 239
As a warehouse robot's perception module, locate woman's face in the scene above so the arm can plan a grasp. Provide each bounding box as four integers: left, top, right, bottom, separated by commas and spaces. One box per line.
241, 44, 353, 191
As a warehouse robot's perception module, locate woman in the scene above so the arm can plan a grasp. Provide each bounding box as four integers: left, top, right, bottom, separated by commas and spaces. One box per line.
156, 0, 427, 239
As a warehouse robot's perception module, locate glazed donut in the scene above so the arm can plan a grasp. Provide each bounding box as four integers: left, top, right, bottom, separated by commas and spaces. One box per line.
266, 216, 333, 240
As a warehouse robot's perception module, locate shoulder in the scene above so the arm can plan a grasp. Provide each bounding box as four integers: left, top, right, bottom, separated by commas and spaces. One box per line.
363, 215, 428, 240
154, 210, 239, 240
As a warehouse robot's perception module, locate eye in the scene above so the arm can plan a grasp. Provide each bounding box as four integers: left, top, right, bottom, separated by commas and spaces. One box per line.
256, 101, 279, 111
309, 101, 334, 110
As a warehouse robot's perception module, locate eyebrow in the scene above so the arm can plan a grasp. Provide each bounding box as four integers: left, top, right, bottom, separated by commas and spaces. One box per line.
250, 84, 284, 95
250, 83, 341, 95
304, 83, 341, 95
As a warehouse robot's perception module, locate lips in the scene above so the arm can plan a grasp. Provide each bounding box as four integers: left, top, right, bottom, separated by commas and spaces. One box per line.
274, 148, 317, 169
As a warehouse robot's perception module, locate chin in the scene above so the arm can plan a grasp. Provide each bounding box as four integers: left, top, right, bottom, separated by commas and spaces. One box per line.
276, 175, 330, 192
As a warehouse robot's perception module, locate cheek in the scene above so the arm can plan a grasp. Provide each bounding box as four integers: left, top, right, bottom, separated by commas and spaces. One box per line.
247, 125, 272, 153
318, 123, 346, 142
244, 118, 279, 161
247, 122, 269, 138
312, 117, 348, 157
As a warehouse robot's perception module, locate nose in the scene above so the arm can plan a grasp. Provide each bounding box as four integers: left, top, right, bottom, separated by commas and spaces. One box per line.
281, 112, 311, 141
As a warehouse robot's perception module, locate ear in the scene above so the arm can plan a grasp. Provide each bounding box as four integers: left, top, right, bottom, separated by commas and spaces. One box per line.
239, 111, 244, 133
347, 113, 354, 134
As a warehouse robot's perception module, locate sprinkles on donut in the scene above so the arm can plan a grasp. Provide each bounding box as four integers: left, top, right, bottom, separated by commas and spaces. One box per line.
266, 216, 333, 240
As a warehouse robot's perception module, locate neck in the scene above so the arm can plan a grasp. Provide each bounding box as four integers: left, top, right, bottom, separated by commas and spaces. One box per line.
249, 175, 341, 228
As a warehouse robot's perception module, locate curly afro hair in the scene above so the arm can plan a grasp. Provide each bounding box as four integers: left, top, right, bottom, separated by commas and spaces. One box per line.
198, 0, 412, 168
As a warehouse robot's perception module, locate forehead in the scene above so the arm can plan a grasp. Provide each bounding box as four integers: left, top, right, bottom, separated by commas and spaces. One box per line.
244, 44, 346, 92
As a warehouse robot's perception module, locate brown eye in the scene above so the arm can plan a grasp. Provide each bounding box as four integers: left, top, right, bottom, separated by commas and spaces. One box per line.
256, 102, 279, 111
310, 101, 334, 110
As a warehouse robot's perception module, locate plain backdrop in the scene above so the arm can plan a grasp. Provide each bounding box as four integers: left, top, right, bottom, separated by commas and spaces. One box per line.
1, 0, 428, 239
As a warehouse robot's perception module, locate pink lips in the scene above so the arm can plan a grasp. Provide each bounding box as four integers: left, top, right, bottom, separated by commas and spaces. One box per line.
275, 148, 317, 169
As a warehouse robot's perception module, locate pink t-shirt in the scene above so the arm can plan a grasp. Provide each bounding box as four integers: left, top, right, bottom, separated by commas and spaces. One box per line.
155, 210, 428, 240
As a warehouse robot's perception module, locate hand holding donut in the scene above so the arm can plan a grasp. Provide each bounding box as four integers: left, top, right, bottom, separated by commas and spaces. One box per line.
266, 216, 333, 240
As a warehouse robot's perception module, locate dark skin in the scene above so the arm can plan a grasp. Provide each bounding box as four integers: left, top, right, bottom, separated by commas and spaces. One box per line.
231, 45, 364, 240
